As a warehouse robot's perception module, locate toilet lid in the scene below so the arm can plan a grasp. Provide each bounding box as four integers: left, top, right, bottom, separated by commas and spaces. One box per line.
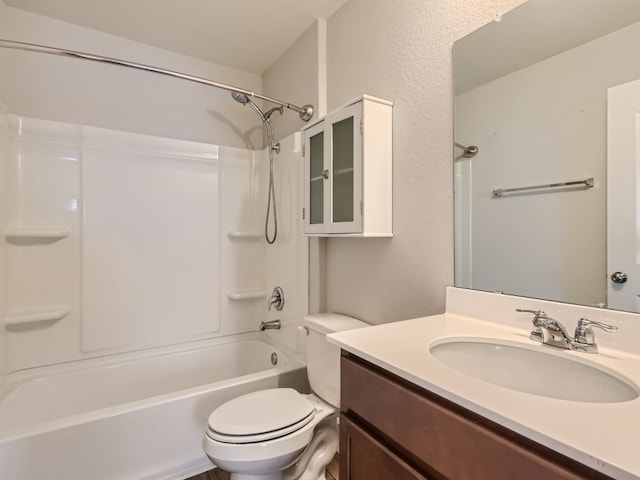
207, 388, 315, 443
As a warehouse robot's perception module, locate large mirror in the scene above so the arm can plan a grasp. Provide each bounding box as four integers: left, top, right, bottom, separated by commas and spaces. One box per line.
454, 0, 640, 313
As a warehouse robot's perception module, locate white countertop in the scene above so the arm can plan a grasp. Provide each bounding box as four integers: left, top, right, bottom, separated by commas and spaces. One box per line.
328, 289, 640, 480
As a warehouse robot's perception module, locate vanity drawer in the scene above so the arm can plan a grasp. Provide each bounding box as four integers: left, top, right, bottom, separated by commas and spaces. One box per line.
340, 414, 431, 480
340, 354, 610, 480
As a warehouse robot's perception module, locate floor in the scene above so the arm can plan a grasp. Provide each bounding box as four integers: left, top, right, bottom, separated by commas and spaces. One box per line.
188, 454, 339, 480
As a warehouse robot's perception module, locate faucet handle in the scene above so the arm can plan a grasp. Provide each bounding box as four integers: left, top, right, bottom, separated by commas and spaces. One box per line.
516, 309, 547, 322
574, 318, 618, 340
516, 309, 547, 342
572, 318, 618, 353
516, 308, 546, 316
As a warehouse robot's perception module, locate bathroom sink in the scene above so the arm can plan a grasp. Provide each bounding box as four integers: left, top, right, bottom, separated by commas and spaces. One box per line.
429, 339, 639, 403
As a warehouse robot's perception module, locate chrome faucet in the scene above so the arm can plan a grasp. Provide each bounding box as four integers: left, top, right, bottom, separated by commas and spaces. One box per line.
267, 286, 284, 311
516, 309, 617, 353
259, 319, 281, 331
516, 309, 573, 348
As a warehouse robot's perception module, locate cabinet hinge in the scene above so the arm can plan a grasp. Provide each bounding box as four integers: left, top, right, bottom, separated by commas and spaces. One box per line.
302, 145, 305, 157
360, 200, 364, 216
360, 120, 364, 134
302, 207, 306, 220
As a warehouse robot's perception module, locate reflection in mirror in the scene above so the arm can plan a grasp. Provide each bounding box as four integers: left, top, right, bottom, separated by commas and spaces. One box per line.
454, 0, 640, 312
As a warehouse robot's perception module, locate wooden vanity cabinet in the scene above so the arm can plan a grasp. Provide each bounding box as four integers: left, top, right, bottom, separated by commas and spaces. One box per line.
340, 353, 613, 480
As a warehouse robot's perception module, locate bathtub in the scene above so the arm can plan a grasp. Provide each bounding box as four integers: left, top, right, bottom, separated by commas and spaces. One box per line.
0, 333, 309, 480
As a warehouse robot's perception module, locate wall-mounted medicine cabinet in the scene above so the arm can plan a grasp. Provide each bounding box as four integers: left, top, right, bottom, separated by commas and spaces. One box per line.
302, 95, 392, 237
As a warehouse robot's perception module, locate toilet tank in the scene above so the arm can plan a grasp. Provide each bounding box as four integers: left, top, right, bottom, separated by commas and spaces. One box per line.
303, 313, 368, 408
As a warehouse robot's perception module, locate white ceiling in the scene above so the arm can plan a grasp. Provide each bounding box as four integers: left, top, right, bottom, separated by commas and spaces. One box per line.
4, 0, 349, 74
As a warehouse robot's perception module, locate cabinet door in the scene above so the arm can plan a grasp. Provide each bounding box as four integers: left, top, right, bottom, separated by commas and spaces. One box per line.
327, 103, 363, 234
303, 119, 328, 234
340, 414, 431, 480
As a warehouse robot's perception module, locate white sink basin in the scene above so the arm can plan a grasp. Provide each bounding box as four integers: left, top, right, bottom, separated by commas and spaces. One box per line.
430, 339, 639, 403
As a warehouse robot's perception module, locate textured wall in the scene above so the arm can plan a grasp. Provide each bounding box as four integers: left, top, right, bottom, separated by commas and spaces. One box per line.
322, 0, 525, 323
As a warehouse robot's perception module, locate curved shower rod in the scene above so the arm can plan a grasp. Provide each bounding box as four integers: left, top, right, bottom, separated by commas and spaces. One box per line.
0, 39, 315, 121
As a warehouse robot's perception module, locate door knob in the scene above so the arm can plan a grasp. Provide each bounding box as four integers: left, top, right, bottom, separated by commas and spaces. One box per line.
611, 272, 628, 284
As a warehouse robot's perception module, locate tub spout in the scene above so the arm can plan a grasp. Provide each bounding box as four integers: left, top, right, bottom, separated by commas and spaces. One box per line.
259, 319, 281, 331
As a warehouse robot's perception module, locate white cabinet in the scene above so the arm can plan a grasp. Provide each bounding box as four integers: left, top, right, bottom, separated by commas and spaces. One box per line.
302, 95, 392, 237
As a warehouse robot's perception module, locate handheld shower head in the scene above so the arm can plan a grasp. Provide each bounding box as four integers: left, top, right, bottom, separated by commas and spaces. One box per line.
231, 91, 268, 122
231, 91, 250, 105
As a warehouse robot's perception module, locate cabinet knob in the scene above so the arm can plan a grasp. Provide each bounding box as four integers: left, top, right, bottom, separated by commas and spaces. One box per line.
321, 169, 329, 180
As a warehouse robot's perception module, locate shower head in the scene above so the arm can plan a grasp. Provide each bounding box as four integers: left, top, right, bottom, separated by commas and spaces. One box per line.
264, 106, 284, 120
231, 91, 250, 105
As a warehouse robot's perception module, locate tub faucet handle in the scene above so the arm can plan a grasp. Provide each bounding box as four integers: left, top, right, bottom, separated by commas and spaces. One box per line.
268, 286, 284, 311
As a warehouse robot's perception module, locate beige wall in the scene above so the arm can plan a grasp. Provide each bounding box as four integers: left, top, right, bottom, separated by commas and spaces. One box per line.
318, 0, 525, 323
1, 5, 263, 148
264, 0, 527, 324
263, 21, 321, 141
0, 1, 6, 386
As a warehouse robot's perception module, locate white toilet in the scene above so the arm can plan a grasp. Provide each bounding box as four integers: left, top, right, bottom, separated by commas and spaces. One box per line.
202, 313, 368, 480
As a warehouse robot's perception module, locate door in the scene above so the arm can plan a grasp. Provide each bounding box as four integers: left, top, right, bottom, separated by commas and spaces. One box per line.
607, 78, 640, 311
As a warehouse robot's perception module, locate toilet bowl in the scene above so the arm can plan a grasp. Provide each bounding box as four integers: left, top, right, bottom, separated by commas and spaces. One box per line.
202, 313, 368, 480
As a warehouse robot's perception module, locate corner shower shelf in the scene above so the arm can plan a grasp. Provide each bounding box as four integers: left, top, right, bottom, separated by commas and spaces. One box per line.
4, 226, 71, 239
5, 305, 71, 328
226, 290, 266, 301
226, 230, 262, 240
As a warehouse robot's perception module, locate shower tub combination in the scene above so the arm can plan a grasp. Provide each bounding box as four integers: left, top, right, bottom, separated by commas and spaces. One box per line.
0, 334, 308, 480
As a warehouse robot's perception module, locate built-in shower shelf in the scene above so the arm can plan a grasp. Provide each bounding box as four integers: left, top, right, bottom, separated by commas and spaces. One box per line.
226, 290, 266, 301
226, 230, 262, 240
5, 226, 71, 239
4, 305, 71, 328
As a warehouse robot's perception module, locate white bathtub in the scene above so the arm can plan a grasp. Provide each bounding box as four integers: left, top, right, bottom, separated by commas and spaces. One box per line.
0, 333, 309, 480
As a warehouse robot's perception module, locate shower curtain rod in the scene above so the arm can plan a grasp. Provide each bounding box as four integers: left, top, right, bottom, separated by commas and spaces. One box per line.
0, 39, 315, 122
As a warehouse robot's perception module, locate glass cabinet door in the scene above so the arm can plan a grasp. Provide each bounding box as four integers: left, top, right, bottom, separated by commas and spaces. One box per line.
327, 104, 362, 233
304, 120, 328, 234
332, 116, 354, 223
303, 101, 364, 235
309, 129, 325, 226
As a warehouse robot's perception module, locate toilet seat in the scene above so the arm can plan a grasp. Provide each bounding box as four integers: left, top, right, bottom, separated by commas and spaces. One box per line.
206, 388, 316, 444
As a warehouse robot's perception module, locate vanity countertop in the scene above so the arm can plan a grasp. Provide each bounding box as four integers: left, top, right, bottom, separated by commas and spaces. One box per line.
328, 288, 640, 480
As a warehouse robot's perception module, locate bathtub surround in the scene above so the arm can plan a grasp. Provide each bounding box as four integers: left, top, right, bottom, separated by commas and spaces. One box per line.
3, 112, 252, 370
0, 97, 309, 477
